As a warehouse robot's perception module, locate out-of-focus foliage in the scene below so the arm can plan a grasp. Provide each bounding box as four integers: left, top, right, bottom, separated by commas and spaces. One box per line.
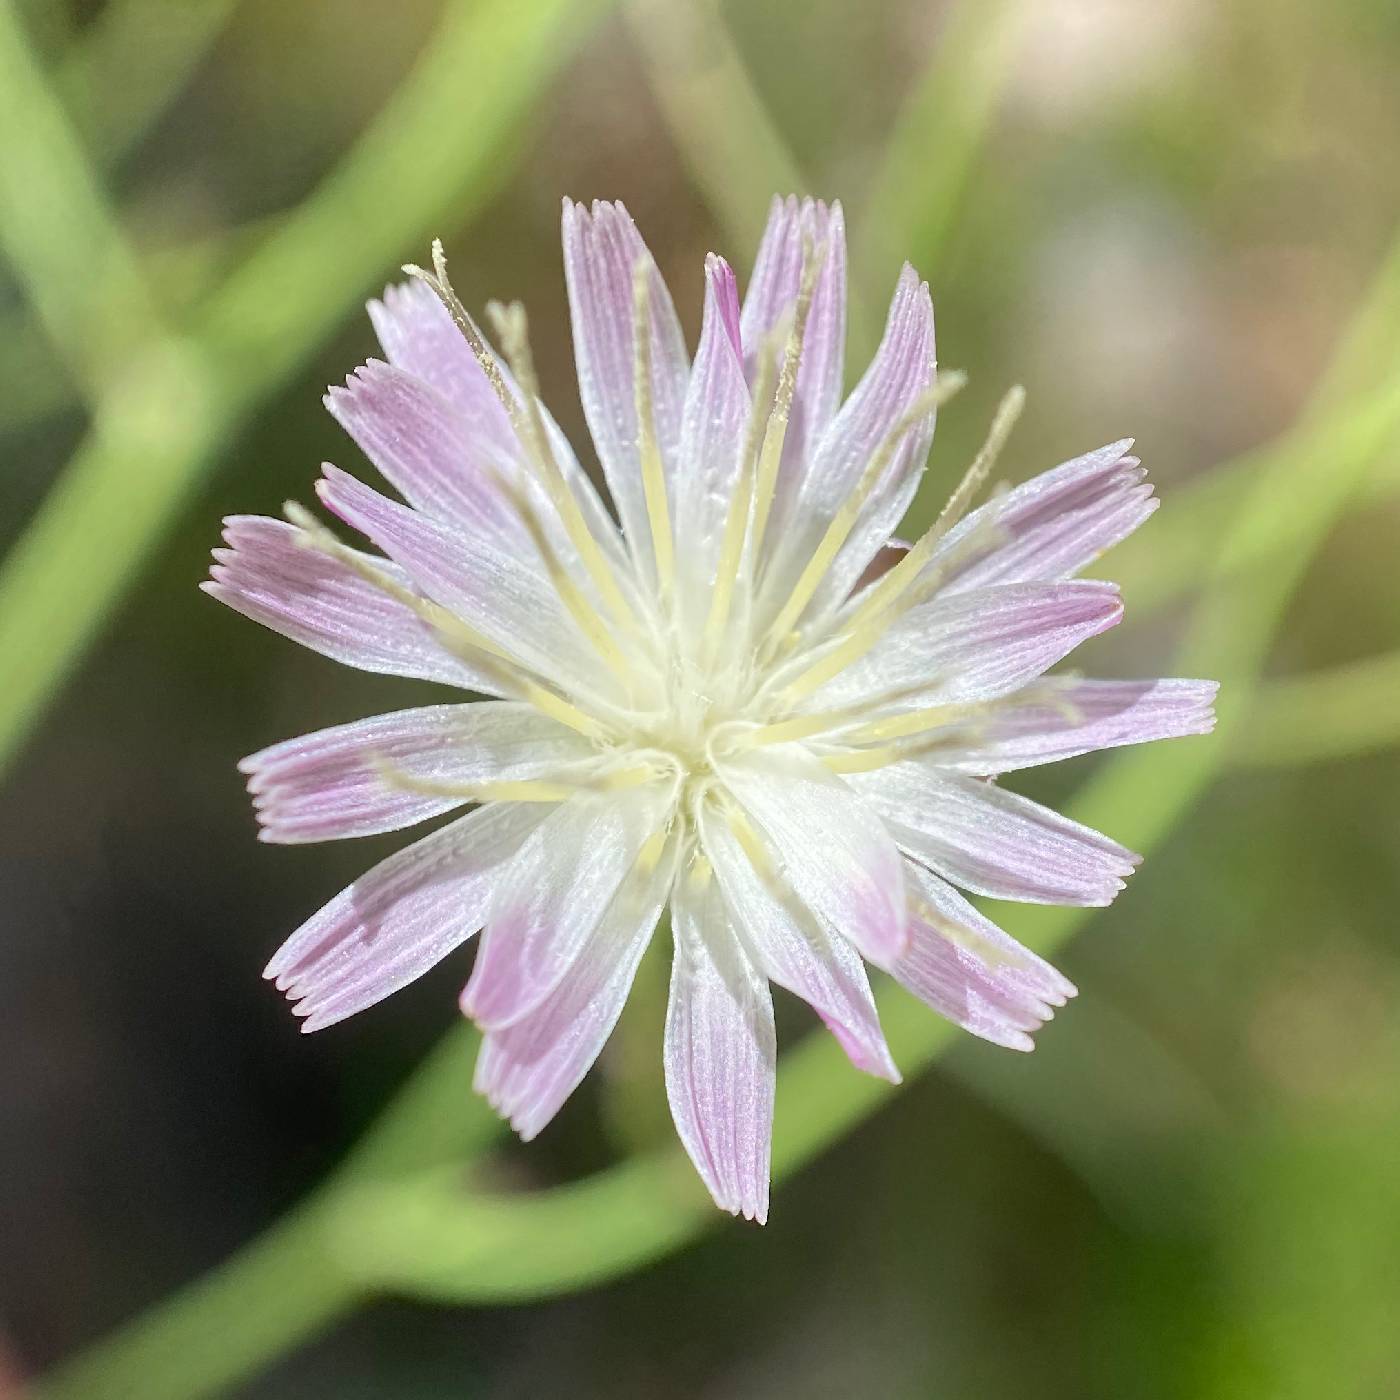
2, 0, 1399, 1397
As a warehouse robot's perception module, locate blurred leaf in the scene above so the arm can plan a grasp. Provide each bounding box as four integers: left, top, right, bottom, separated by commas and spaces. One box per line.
56, 0, 238, 166
1232, 645, 1400, 768
0, 0, 617, 778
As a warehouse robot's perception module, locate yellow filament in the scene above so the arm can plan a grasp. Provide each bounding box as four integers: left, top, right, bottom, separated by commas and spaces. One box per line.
931, 383, 1025, 540
911, 899, 1025, 974
702, 332, 779, 651
284, 502, 621, 743
841, 385, 1024, 638
598, 763, 665, 791
404, 246, 635, 629
487, 460, 629, 678
369, 758, 582, 804
777, 607, 897, 704
720, 796, 775, 879
843, 702, 979, 744
637, 826, 671, 877
632, 261, 675, 598
519, 681, 609, 740
748, 237, 825, 559
735, 707, 862, 747
763, 371, 967, 648
371, 756, 661, 805
821, 745, 904, 774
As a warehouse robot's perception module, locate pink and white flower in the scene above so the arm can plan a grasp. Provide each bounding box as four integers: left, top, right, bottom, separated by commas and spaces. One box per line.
205, 196, 1216, 1222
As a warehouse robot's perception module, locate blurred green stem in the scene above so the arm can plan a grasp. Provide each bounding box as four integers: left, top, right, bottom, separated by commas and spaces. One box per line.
859, 0, 1026, 285
55, 0, 237, 165
1232, 646, 1400, 769
0, 0, 162, 397
0, 0, 614, 778
623, 0, 806, 256
37, 1027, 503, 1400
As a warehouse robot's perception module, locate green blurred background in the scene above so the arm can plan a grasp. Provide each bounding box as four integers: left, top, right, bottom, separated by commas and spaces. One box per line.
2, 0, 1400, 1396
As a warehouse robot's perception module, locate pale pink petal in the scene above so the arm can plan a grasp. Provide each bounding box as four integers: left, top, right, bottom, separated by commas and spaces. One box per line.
852, 763, 1138, 906
701, 808, 899, 1081
896, 860, 1077, 1051
316, 467, 609, 697
239, 702, 591, 843
368, 280, 630, 571
461, 787, 670, 1029
922, 678, 1219, 774
561, 199, 688, 575
811, 579, 1123, 712
719, 748, 909, 967
739, 196, 847, 510
675, 254, 751, 625
325, 361, 523, 541
202, 515, 490, 690
905, 860, 1076, 1006
762, 264, 935, 620
665, 867, 775, 1224
473, 838, 677, 1140
265, 802, 545, 1032
367, 279, 519, 464
937, 441, 1155, 593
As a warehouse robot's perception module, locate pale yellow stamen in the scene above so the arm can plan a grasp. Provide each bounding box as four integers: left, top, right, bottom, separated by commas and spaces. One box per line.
636, 826, 672, 877
719, 794, 775, 880
702, 328, 779, 653
842, 701, 981, 745
821, 745, 905, 774
729, 706, 863, 748
404, 245, 636, 632
370, 758, 580, 804
773, 386, 1025, 705
911, 898, 1029, 976
748, 237, 825, 559
762, 371, 966, 650
841, 384, 1025, 638
371, 756, 663, 805
686, 852, 714, 891
485, 301, 634, 679
631, 260, 675, 600
285, 502, 613, 742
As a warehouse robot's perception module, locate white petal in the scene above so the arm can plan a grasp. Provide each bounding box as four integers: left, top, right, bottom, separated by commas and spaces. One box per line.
935, 441, 1154, 592
701, 808, 899, 1081
325, 362, 525, 545
473, 836, 677, 1140
719, 747, 908, 967
461, 787, 671, 1029
665, 865, 775, 1223
892, 860, 1076, 1049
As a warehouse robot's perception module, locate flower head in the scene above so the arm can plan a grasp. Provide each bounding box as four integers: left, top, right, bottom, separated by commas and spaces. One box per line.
205, 196, 1216, 1222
